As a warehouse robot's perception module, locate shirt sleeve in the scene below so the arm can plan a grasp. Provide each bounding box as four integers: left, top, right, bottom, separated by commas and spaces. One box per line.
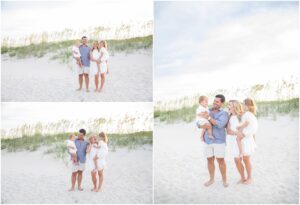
213, 111, 229, 129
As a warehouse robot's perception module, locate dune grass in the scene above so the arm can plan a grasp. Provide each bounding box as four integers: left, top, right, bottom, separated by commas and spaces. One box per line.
1, 35, 152, 63
1, 131, 153, 160
154, 98, 299, 123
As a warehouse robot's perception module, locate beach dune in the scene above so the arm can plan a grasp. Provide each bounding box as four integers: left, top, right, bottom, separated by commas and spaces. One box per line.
154, 116, 299, 204
1, 146, 153, 204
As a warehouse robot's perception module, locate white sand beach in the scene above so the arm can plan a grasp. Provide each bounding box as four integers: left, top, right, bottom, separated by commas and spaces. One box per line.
1, 51, 152, 102
154, 116, 299, 204
1, 146, 152, 204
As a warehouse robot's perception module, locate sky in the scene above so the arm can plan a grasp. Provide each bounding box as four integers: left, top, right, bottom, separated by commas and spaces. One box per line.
1, 102, 153, 131
154, 1, 299, 101
1, 0, 153, 39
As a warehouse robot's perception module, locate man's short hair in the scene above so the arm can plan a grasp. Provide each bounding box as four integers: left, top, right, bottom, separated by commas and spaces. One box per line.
79, 128, 86, 135
81, 36, 87, 40
215, 94, 225, 103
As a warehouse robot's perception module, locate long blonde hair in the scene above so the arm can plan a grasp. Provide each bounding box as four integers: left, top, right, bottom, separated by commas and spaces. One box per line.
244, 98, 257, 116
99, 132, 108, 143
229, 100, 244, 121
91, 41, 99, 51
100, 40, 107, 49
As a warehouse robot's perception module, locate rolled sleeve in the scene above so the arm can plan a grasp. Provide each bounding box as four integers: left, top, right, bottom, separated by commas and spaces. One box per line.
213, 112, 229, 129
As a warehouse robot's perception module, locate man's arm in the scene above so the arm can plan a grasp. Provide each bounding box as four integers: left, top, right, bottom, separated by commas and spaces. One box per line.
209, 112, 229, 128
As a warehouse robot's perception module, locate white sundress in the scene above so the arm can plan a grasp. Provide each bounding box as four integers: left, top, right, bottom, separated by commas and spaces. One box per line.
86, 144, 99, 172
241, 111, 258, 156
99, 47, 109, 74
226, 115, 240, 158
96, 141, 108, 171
90, 49, 101, 76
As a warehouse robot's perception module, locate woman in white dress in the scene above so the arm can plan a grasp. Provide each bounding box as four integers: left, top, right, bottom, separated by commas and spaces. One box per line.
90, 41, 101, 91
86, 135, 99, 191
98, 40, 109, 93
227, 99, 258, 184
94, 132, 108, 192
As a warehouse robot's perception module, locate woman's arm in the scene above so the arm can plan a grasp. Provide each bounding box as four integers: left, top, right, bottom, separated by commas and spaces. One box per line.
226, 121, 235, 135
86, 144, 91, 153
90, 51, 95, 62
237, 121, 249, 131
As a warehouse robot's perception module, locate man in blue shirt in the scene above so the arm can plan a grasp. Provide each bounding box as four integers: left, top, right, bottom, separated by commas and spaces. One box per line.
77, 36, 91, 92
198, 94, 229, 187
69, 128, 89, 191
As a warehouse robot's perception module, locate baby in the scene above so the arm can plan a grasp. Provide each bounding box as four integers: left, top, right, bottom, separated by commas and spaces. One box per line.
72, 40, 83, 67
67, 133, 77, 164
196, 96, 214, 140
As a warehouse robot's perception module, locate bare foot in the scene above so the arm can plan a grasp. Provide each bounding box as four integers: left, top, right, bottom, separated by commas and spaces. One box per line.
78, 187, 84, 191
204, 179, 214, 187
86, 89, 90, 92
76, 88, 82, 91
98, 89, 102, 93
237, 178, 246, 184
243, 179, 252, 185
95, 188, 101, 192
68, 188, 75, 191
91, 187, 96, 191
223, 181, 229, 187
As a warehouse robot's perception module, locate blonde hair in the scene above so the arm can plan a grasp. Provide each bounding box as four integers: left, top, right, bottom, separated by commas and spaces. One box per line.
244, 98, 257, 115
92, 41, 99, 51
229, 100, 244, 121
99, 132, 108, 143
198, 95, 208, 104
88, 135, 95, 143
100, 40, 107, 49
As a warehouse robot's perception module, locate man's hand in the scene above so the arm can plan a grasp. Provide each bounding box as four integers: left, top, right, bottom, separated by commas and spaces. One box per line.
198, 111, 209, 119
198, 123, 211, 129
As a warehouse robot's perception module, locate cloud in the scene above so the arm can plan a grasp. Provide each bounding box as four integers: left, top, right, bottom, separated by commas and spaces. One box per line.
154, 1, 299, 100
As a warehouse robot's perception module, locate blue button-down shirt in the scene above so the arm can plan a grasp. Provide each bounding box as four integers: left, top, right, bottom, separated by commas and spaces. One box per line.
204, 108, 229, 144
79, 45, 91, 67
75, 138, 88, 163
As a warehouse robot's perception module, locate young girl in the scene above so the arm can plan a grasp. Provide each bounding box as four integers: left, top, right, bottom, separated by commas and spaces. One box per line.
94, 132, 109, 192
98, 40, 109, 93
236, 98, 258, 158
90, 41, 101, 91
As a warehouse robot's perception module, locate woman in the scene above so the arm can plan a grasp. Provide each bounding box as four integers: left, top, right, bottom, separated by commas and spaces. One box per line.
227, 99, 257, 184
86, 135, 99, 191
98, 40, 109, 93
94, 132, 109, 192
90, 41, 101, 91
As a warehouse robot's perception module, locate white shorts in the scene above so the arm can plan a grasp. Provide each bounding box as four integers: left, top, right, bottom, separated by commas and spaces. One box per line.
78, 66, 90, 75
71, 162, 85, 173
204, 143, 226, 158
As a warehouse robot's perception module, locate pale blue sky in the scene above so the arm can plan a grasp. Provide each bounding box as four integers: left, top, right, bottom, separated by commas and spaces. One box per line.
154, 1, 299, 100
1, 0, 153, 38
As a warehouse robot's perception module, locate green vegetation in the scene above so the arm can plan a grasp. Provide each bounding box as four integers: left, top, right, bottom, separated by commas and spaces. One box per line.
1, 35, 153, 63
1, 131, 152, 152
1, 131, 152, 161
154, 98, 299, 123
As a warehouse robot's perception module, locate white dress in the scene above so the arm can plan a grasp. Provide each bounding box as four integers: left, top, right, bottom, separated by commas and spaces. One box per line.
90, 49, 101, 76
226, 115, 240, 158
240, 111, 257, 156
99, 47, 109, 74
96, 141, 108, 171
86, 144, 99, 171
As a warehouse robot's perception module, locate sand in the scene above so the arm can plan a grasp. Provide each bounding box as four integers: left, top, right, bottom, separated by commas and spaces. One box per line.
154, 116, 299, 204
1, 146, 153, 204
1, 51, 152, 102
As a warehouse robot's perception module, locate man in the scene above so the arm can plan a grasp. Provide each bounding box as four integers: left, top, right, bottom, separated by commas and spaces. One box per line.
198, 94, 229, 187
69, 129, 89, 191
77, 36, 91, 92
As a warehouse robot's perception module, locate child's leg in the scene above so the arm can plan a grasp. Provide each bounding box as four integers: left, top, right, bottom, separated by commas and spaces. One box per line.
205, 123, 214, 139
236, 132, 244, 157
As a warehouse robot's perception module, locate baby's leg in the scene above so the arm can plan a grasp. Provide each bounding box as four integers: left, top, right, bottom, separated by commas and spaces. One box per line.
236, 132, 244, 157
205, 123, 214, 139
